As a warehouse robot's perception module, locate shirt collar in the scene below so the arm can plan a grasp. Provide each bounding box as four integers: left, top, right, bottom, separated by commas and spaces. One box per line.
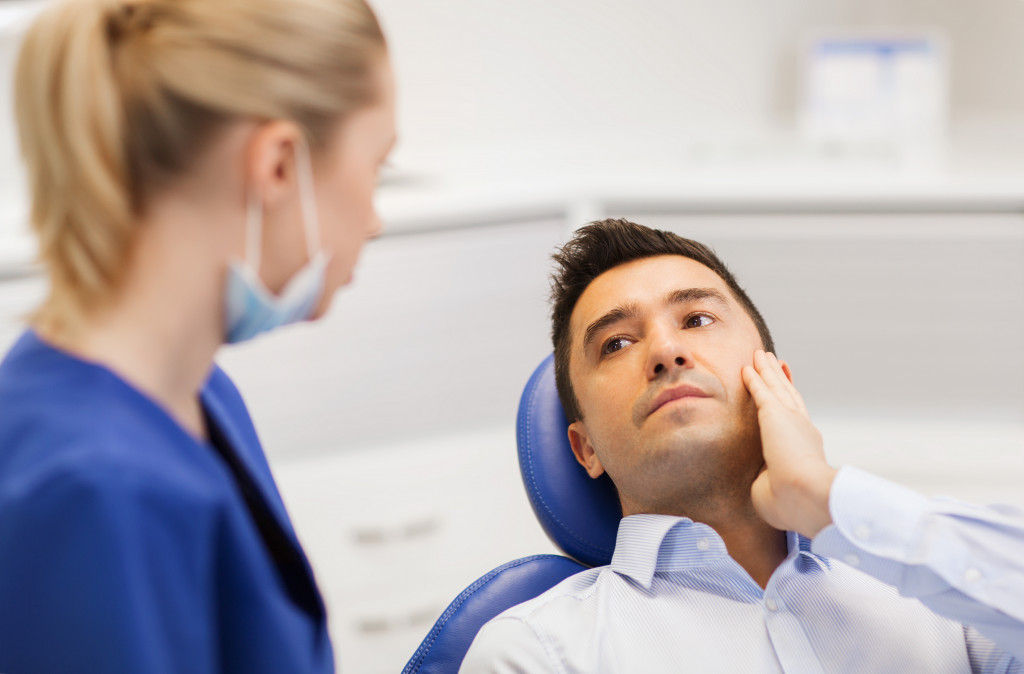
790, 530, 832, 572
610, 515, 830, 589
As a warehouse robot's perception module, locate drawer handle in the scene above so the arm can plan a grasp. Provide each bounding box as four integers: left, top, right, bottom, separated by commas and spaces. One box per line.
352, 516, 441, 546
355, 603, 442, 635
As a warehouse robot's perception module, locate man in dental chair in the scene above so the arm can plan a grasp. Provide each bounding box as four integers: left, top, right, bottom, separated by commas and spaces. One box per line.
461, 219, 1023, 673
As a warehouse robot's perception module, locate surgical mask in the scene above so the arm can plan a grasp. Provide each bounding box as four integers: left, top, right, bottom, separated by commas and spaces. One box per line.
223, 140, 331, 344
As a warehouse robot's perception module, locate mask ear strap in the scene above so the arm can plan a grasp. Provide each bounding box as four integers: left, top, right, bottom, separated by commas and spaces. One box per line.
245, 188, 263, 274
293, 138, 322, 260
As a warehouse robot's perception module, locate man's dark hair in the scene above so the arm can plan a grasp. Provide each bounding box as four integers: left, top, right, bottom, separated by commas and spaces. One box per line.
550, 218, 774, 423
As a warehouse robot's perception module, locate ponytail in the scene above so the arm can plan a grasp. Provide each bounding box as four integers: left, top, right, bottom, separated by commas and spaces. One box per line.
16, 0, 136, 335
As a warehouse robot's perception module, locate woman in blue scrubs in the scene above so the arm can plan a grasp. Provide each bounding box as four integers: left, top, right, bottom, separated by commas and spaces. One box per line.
0, 0, 395, 671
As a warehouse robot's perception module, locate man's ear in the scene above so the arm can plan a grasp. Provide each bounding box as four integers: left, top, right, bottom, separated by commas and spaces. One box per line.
567, 421, 605, 479
779, 359, 794, 384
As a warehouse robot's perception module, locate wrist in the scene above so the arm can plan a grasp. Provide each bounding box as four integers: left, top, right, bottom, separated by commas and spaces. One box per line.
798, 465, 838, 538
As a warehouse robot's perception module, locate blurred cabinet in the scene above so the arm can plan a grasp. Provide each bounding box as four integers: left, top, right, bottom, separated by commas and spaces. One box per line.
272, 428, 555, 674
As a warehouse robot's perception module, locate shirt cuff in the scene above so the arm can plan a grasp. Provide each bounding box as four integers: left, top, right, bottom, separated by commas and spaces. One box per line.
811, 466, 933, 586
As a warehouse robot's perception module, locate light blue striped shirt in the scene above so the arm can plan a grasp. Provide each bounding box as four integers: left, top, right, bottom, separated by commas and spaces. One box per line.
462, 468, 1023, 673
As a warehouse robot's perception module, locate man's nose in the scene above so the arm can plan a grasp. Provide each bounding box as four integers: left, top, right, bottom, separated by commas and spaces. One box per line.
645, 326, 693, 380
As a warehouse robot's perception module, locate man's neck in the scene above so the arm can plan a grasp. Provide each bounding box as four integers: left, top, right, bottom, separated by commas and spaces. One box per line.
625, 496, 788, 590
710, 513, 788, 590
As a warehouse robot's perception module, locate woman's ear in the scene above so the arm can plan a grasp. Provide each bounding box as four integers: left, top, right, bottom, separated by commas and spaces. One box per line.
568, 421, 606, 479
246, 120, 303, 208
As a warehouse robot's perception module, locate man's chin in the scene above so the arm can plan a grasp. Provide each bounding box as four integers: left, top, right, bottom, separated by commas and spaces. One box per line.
643, 414, 762, 464
642, 423, 724, 460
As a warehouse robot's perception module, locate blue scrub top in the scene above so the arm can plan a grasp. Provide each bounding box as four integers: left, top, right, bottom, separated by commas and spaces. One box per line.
0, 331, 334, 674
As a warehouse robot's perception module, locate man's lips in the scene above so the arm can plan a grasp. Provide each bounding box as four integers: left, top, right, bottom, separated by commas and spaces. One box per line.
647, 384, 712, 416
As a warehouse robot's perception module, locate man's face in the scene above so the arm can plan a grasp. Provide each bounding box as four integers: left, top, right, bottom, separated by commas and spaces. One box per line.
567, 255, 769, 516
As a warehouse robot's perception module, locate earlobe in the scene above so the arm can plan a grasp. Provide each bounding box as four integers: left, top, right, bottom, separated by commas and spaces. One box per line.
568, 422, 605, 479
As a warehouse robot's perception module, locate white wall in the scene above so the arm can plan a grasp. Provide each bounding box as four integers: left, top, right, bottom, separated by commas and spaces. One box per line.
376, 0, 824, 145
7, 0, 1024, 228
372, 0, 1024, 169
0, 1, 39, 240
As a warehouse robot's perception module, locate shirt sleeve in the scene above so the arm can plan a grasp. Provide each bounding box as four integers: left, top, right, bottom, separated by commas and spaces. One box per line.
0, 463, 218, 674
812, 465, 1024, 667
460, 616, 562, 674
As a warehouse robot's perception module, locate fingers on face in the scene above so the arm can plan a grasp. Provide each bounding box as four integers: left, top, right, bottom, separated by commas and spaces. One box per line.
763, 352, 799, 409
781, 365, 809, 415
767, 352, 810, 414
753, 350, 805, 413
742, 363, 773, 408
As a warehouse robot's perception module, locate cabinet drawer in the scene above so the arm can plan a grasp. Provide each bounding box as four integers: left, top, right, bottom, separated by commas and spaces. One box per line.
272, 428, 558, 673
272, 426, 555, 598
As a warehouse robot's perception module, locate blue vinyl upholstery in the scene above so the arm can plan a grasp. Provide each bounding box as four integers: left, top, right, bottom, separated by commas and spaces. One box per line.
402, 354, 623, 673
516, 353, 621, 568
401, 555, 586, 674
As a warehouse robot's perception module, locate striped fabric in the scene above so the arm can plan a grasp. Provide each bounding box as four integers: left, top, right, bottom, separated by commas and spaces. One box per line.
461, 512, 1017, 673
816, 466, 1024, 672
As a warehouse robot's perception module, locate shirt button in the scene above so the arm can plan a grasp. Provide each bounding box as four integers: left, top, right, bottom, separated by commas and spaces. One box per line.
854, 524, 872, 541
964, 568, 982, 583
696, 538, 710, 551
765, 598, 778, 612
844, 553, 861, 566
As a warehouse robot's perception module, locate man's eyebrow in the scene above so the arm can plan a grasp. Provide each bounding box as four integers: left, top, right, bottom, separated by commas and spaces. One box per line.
667, 287, 730, 308
582, 303, 640, 350
580, 289, 730, 351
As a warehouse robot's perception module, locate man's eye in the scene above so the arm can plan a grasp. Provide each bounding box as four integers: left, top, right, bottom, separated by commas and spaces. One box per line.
602, 337, 632, 355
684, 313, 714, 329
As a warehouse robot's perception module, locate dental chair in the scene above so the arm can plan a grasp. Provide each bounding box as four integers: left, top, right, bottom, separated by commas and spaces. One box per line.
401, 354, 622, 673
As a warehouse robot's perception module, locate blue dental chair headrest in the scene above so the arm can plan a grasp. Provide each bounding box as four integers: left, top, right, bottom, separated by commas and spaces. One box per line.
516, 353, 621, 567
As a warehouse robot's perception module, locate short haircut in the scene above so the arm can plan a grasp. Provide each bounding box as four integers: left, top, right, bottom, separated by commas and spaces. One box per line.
550, 218, 775, 423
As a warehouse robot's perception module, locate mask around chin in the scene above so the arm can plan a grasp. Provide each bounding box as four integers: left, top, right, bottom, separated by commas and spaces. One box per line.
223, 251, 330, 344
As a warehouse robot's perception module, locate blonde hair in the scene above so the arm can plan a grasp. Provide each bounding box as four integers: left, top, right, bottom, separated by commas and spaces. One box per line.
15, 0, 386, 336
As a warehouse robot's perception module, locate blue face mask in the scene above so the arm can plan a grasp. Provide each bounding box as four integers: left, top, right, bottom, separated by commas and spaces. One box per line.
224, 140, 331, 344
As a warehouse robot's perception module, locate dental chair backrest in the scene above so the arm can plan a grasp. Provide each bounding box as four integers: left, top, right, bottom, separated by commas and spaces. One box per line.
402, 354, 623, 673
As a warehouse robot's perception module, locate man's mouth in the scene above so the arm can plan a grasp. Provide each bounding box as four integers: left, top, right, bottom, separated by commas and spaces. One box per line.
647, 385, 712, 417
